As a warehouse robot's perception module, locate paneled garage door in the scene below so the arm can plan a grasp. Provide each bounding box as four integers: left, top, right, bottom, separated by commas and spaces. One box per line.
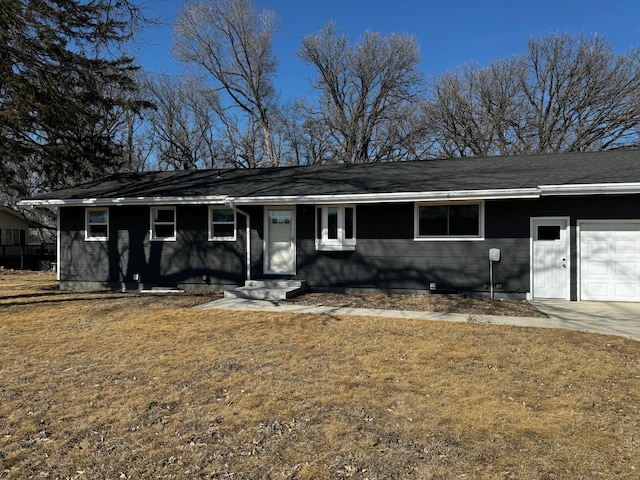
579, 221, 640, 301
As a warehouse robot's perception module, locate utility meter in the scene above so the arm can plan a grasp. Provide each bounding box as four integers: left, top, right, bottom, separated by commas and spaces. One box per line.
489, 248, 501, 262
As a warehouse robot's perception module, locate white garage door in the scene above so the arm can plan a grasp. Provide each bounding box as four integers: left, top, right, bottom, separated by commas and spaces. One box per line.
580, 221, 640, 301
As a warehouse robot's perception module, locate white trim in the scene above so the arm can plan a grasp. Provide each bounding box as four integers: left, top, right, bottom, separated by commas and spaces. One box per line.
150, 206, 177, 242
315, 204, 357, 251
414, 200, 485, 241
208, 206, 237, 241
229, 188, 540, 205
264, 206, 296, 275
19, 182, 640, 208
19, 195, 229, 207
85, 207, 109, 241
540, 183, 640, 196
530, 217, 571, 300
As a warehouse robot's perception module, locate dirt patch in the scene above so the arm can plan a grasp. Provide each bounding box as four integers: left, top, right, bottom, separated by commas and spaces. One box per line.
285, 292, 546, 317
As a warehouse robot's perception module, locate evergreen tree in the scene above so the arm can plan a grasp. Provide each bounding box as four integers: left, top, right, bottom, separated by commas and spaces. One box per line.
0, 0, 149, 204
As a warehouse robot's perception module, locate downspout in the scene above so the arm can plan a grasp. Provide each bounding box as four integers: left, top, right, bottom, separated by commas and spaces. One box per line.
230, 203, 251, 281
56, 207, 61, 281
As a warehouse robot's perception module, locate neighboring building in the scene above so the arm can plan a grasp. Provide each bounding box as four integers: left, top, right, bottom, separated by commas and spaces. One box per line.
19, 150, 640, 301
0, 207, 55, 270
0, 206, 28, 250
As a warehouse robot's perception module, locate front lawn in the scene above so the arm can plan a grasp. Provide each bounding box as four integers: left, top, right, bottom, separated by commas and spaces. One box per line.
1, 273, 639, 479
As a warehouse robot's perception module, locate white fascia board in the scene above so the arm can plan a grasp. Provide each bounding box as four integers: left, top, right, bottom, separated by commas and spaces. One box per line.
18, 196, 229, 207
228, 188, 541, 205
539, 183, 640, 196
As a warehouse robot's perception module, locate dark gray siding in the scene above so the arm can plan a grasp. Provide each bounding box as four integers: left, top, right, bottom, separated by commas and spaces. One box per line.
59, 194, 640, 295
294, 202, 522, 293
60, 205, 246, 290
293, 195, 640, 297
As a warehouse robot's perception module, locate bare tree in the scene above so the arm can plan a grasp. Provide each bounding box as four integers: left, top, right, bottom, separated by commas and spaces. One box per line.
518, 34, 640, 153
299, 22, 425, 163
142, 74, 224, 170
426, 61, 524, 157
427, 34, 640, 157
173, 0, 280, 167
278, 100, 333, 165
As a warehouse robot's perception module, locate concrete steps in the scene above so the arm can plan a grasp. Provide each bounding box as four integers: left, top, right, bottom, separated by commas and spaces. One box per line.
224, 280, 306, 301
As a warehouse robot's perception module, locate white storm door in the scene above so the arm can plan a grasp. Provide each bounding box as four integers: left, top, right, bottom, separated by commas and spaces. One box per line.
531, 218, 570, 300
579, 221, 640, 301
265, 207, 296, 274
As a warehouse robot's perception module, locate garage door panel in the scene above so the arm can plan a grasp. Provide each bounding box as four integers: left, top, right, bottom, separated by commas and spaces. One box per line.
616, 262, 637, 276
580, 221, 640, 302
615, 283, 637, 299
614, 240, 638, 255
586, 261, 609, 276
586, 239, 607, 255
585, 282, 610, 299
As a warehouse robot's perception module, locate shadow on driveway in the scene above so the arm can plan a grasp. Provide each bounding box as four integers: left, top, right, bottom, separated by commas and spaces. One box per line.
532, 301, 640, 341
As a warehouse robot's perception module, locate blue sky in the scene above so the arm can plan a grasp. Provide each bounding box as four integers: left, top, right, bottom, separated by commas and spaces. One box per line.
138, 0, 640, 101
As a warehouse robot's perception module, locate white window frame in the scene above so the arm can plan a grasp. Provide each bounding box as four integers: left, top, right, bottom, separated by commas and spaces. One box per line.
150, 206, 177, 241
315, 204, 356, 251
209, 206, 237, 241
85, 207, 109, 241
414, 201, 485, 241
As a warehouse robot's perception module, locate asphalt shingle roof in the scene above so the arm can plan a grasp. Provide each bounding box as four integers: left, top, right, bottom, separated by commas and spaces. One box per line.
27, 149, 640, 202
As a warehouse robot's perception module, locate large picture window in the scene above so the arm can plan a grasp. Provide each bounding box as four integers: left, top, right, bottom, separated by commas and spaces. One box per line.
415, 202, 483, 240
151, 207, 176, 241
209, 206, 236, 241
85, 208, 109, 241
316, 205, 356, 251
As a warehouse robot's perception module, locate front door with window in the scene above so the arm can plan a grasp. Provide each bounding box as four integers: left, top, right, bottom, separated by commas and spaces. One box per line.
531, 217, 570, 299
265, 207, 295, 274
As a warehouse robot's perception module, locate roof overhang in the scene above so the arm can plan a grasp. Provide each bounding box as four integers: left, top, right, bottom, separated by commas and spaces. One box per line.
18, 182, 640, 207
539, 183, 640, 196
18, 195, 229, 207
228, 188, 541, 205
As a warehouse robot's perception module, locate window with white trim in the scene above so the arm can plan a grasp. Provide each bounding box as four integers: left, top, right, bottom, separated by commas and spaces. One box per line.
415, 202, 484, 240
151, 207, 176, 241
85, 208, 109, 241
209, 206, 236, 241
315, 205, 356, 251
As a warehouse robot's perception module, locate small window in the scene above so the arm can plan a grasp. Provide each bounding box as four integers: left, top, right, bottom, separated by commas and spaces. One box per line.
86, 208, 109, 241
316, 205, 356, 251
415, 202, 483, 240
151, 207, 176, 241
209, 207, 236, 241
537, 225, 561, 240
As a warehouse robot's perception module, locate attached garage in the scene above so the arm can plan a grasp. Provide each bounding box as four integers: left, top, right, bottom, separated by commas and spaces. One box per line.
579, 221, 640, 301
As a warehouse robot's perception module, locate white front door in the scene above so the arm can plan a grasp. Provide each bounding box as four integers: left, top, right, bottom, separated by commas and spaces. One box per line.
531, 218, 570, 300
579, 221, 640, 301
265, 206, 296, 274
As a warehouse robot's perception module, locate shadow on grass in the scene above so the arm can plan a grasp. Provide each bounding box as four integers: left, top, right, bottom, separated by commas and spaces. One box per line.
0, 291, 129, 307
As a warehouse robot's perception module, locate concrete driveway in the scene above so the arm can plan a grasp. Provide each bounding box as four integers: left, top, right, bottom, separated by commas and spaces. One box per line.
531, 301, 640, 341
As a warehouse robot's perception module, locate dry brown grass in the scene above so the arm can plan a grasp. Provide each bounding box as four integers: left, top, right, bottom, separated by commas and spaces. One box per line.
1, 273, 640, 479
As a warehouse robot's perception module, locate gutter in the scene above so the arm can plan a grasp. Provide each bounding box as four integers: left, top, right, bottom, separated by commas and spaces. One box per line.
539, 183, 640, 196
18, 195, 229, 207
226, 188, 542, 205
18, 182, 640, 208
